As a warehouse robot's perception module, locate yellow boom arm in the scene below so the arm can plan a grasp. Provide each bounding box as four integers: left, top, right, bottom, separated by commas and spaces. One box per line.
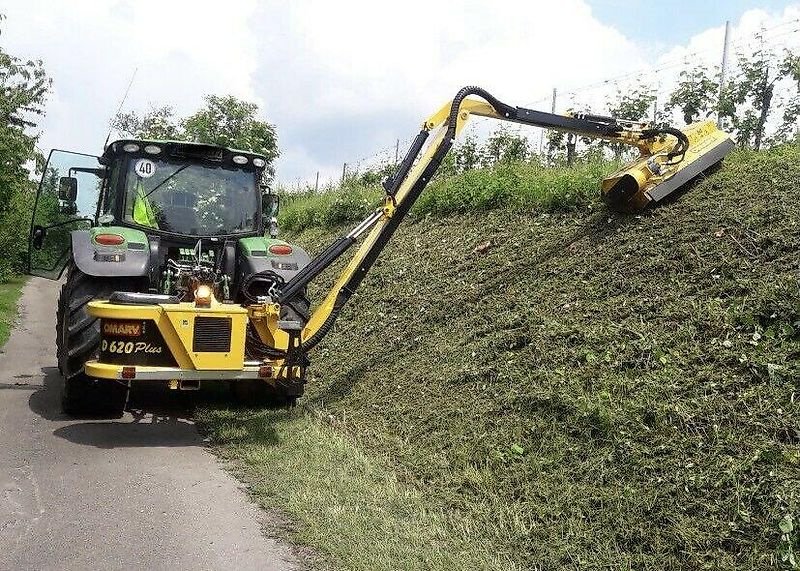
255, 86, 733, 354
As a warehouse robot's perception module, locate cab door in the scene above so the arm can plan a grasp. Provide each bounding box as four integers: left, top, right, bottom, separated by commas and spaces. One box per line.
28, 150, 105, 279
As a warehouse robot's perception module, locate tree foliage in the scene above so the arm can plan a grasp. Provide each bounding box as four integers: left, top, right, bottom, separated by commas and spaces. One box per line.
112, 95, 279, 181
666, 65, 719, 124
484, 127, 530, 165
0, 13, 51, 280
605, 84, 655, 159
719, 40, 800, 150
112, 105, 180, 140
776, 50, 800, 142
454, 134, 482, 172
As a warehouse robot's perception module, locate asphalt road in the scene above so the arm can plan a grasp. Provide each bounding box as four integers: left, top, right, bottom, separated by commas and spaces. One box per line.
0, 278, 299, 571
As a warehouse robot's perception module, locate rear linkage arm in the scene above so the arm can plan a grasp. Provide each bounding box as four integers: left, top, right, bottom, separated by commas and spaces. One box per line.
277, 86, 690, 352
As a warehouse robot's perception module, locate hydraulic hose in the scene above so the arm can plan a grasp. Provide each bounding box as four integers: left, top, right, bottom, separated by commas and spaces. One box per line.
641, 127, 690, 162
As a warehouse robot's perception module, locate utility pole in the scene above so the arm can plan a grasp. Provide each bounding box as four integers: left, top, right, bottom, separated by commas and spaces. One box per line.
315, 171, 319, 192
341, 162, 347, 184
394, 139, 400, 164
652, 93, 658, 124
717, 20, 731, 128
539, 88, 557, 155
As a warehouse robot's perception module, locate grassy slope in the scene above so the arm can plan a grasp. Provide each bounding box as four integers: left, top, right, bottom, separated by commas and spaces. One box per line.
0, 276, 26, 347
278, 159, 612, 233
202, 145, 800, 570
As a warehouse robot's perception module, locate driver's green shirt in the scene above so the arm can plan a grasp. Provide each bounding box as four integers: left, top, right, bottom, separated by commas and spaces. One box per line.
132, 180, 158, 228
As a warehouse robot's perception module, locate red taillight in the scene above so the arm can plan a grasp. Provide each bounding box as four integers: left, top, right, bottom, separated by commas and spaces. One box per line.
268, 244, 292, 256
258, 366, 273, 378
121, 366, 136, 379
95, 233, 125, 246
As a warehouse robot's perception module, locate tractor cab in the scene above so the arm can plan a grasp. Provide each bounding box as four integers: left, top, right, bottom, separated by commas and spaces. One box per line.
28, 140, 281, 281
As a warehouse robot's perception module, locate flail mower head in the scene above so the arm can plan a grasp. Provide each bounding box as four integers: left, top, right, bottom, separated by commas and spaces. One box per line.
600, 120, 735, 212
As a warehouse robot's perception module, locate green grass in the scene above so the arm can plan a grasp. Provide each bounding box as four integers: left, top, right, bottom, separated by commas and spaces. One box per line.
202, 144, 800, 570
278, 159, 615, 233
196, 407, 519, 570
280, 183, 381, 234
0, 276, 26, 347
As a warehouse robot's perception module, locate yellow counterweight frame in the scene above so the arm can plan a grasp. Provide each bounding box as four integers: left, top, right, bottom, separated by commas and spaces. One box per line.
85, 299, 300, 382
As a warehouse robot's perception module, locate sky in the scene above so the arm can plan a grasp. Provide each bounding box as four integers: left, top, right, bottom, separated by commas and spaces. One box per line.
1, 0, 799, 187
588, 0, 798, 44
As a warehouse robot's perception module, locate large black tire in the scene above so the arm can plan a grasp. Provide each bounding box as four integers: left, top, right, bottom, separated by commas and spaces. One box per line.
57, 263, 142, 417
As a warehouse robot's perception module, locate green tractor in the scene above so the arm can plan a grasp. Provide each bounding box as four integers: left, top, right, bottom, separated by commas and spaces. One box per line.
29, 140, 311, 415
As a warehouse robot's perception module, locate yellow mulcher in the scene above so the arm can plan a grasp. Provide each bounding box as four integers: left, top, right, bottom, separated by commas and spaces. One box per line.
28, 86, 734, 416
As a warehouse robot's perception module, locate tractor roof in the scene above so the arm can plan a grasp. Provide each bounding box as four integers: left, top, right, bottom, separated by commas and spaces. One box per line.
102, 138, 268, 166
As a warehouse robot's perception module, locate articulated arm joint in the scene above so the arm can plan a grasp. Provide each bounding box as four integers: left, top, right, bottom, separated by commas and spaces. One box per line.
382, 195, 396, 218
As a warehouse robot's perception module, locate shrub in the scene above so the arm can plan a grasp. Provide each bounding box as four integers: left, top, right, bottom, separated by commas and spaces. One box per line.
279, 158, 618, 232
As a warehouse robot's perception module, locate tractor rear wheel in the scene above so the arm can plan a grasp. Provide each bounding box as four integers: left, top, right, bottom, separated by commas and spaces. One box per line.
57, 263, 142, 417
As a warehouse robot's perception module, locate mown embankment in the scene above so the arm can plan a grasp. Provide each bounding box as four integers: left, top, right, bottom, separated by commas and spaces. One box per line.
201, 144, 800, 570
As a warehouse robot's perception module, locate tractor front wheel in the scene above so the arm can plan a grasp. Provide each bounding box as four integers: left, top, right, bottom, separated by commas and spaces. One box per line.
57, 264, 140, 417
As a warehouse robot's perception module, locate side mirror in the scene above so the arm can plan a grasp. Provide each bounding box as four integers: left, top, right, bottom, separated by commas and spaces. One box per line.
32, 225, 46, 250
262, 192, 279, 219
262, 192, 279, 238
58, 177, 78, 202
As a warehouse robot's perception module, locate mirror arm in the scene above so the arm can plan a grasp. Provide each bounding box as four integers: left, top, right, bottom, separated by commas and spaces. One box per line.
68, 167, 107, 177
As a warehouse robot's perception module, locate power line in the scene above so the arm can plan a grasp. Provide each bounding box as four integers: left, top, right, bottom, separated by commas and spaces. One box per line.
300, 17, 800, 187
557, 19, 800, 98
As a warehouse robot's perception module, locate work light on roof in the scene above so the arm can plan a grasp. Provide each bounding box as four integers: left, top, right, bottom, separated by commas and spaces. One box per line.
122, 143, 140, 153
232, 155, 248, 165
252, 158, 266, 168
144, 145, 162, 155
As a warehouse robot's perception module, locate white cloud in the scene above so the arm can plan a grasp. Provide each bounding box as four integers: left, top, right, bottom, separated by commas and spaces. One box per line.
656, 5, 800, 71
1, 0, 798, 187
1, 0, 260, 154
252, 0, 648, 185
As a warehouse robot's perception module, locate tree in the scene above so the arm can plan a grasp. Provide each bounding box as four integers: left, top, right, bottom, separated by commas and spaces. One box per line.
666, 65, 719, 125
776, 50, 800, 142
111, 105, 180, 140
438, 134, 484, 177
484, 127, 529, 165
546, 129, 566, 163
605, 84, 656, 160
453, 134, 482, 172
113, 95, 280, 181
720, 40, 799, 150
0, 13, 51, 279
183, 95, 279, 176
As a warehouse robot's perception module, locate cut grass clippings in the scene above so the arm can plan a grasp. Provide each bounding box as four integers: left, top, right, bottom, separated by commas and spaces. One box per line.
202, 144, 800, 570
0, 276, 25, 347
